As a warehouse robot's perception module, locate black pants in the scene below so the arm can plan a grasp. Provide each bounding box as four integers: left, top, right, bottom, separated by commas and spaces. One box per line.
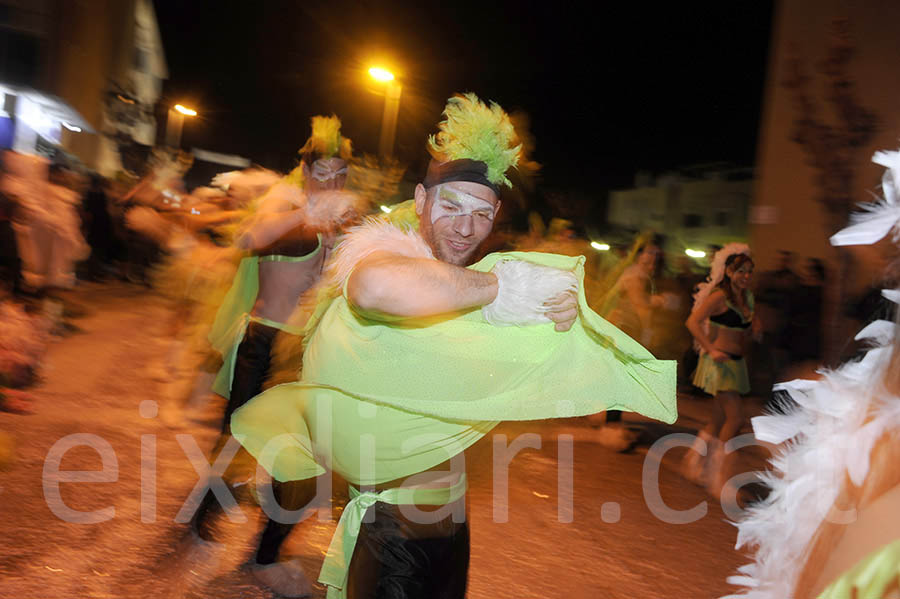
346, 501, 469, 599
222, 320, 277, 434
193, 321, 313, 563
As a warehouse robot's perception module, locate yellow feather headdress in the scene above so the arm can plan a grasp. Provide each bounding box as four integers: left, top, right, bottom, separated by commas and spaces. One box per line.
298, 115, 353, 160
428, 93, 521, 188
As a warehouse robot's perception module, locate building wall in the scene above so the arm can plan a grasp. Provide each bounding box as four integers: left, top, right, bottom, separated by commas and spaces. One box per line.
608, 177, 752, 253
0, 0, 166, 173
50, 0, 132, 167
751, 0, 900, 290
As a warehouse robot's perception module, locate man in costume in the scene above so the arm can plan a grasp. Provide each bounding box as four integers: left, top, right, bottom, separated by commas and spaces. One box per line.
723, 149, 900, 599
232, 94, 677, 598
187, 116, 363, 597
591, 234, 674, 450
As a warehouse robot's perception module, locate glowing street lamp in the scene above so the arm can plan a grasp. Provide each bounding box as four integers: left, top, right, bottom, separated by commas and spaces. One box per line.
368, 67, 395, 83
166, 103, 198, 148
368, 66, 402, 160
174, 104, 197, 116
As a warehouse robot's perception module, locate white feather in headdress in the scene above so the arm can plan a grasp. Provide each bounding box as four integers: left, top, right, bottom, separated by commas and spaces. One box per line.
689, 243, 751, 353
692, 243, 751, 315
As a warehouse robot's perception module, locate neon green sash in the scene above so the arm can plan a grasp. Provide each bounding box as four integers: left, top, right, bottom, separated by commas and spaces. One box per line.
212, 313, 306, 398
319, 474, 467, 599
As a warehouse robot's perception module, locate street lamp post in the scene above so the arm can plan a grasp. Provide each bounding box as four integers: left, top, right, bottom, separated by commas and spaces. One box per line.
165, 104, 197, 148
368, 67, 402, 160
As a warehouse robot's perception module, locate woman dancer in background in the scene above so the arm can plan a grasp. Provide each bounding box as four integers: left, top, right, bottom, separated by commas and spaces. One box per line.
684, 244, 761, 494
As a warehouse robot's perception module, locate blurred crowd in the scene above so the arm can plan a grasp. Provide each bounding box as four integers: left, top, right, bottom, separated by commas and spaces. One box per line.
0, 149, 268, 414
0, 146, 862, 417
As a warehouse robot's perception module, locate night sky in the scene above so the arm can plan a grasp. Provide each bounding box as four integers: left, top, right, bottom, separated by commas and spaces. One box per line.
154, 1, 774, 196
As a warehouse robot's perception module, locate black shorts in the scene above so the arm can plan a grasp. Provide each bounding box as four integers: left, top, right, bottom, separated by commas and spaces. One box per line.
346, 499, 469, 599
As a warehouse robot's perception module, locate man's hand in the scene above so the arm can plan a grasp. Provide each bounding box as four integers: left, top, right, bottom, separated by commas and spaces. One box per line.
482, 260, 577, 327
544, 290, 578, 332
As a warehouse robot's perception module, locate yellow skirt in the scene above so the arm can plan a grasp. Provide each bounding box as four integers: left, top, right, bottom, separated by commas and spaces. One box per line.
692, 352, 750, 396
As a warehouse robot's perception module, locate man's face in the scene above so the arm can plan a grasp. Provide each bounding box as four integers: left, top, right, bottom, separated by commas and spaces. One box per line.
303, 158, 348, 194
415, 181, 500, 266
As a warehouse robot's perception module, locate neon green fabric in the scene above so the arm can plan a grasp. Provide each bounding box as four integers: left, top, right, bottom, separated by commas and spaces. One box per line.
231, 250, 677, 486
818, 538, 900, 599
209, 235, 322, 398
319, 474, 468, 599
209, 256, 259, 356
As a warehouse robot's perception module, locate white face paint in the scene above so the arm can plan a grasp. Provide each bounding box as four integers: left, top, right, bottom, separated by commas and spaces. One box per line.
430, 184, 496, 224
310, 158, 348, 182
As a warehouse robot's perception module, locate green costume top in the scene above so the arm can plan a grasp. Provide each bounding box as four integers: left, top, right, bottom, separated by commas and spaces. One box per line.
208, 236, 322, 398
232, 91, 675, 597
230, 236, 677, 598
231, 248, 677, 484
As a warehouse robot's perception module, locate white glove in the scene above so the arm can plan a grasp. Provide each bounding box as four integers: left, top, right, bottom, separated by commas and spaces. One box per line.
482, 259, 578, 326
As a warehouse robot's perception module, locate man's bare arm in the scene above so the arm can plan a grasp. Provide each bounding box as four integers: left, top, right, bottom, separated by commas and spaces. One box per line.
346, 251, 498, 318
160, 210, 242, 232
236, 209, 317, 250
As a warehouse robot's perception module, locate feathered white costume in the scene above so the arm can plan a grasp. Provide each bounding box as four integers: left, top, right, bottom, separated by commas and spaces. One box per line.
724, 150, 900, 599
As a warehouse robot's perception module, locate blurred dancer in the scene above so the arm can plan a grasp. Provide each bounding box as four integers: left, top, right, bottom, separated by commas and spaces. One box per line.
725, 148, 900, 599
118, 151, 194, 284
591, 235, 672, 450
188, 116, 363, 597
231, 93, 677, 599
683, 244, 760, 494
122, 158, 248, 390
1, 153, 89, 296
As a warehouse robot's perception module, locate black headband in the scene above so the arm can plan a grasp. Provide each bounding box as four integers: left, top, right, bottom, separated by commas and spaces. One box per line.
423, 159, 500, 195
